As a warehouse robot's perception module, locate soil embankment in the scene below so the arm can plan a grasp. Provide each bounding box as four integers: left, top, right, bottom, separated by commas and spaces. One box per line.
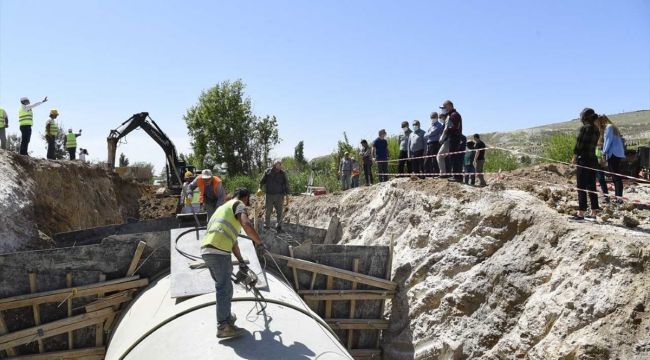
285, 166, 650, 359
0, 151, 144, 252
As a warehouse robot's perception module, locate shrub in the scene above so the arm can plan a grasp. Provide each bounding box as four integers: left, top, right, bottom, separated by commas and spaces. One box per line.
542, 133, 575, 163
222, 174, 259, 195
483, 149, 519, 172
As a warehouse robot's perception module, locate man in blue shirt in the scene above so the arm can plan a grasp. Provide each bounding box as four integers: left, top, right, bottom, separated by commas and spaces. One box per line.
424, 112, 444, 176
372, 129, 389, 182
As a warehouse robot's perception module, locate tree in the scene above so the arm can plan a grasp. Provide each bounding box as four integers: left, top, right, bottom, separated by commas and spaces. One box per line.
118, 153, 130, 167
184, 80, 280, 175
294, 140, 307, 169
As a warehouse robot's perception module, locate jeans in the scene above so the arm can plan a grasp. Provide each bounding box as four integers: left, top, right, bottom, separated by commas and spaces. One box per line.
475, 159, 486, 185
410, 149, 424, 176
46, 135, 56, 159
398, 150, 411, 175
340, 172, 351, 190
0, 128, 6, 150
607, 156, 624, 197
424, 142, 440, 175
576, 157, 599, 211
362, 159, 373, 185
377, 159, 388, 182
67, 147, 76, 160
596, 170, 608, 200
265, 193, 284, 227
464, 164, 475, 185
202, 253, 234, 326
449, 134, 463, 181
437, 139, 450, 175
19, 125, 32, 155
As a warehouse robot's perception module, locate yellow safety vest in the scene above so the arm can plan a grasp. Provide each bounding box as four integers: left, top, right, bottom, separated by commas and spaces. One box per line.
201, 199, 242, 253
0, 108, 5, 128
46, 120, 59, 136
19, 108, 33, 126
66, 133, 77, 149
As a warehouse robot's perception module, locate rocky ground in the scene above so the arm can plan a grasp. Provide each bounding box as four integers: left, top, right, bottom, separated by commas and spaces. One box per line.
0, 151, 145, 252
284, 165, 650, 359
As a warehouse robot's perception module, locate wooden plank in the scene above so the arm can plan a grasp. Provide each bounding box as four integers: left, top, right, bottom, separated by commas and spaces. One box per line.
325, 276, 333, 319
347, 259, 360, 349
0, 312, 16, 356
66, 273, 73, 350
298, 290, 395, 301
0, 277, 146, 311
376, 234, 395, 348
29, 273, 44, 353
350, 348, 382, 359
0, 308, 114, 351
309, 272, 317, 290
126, 241, 147, 277
288, 246, 299, 290
271, 254, 397, 291
5, 346, 105, 360
85, 291, 132, 313
95, 274, 106, 347
325, 319, 390, 330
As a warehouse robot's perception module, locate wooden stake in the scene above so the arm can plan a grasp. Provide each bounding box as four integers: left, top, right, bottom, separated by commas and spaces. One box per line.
376, 234, 395, 348
347, 259, 360, 349
0, 311, 16, 356
95, 274, 106, 347
288, 246, 300, 290
66, 273, 73, 350
28, 273, 44, 353
325, 276, 333, 319
126, 241, 147, 277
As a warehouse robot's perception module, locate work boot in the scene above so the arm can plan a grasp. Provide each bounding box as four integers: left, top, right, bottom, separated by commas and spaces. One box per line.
217, 323, 244, 339
275, 224, 283, 233
228, 313, 237, 325
263, 224, 270, 230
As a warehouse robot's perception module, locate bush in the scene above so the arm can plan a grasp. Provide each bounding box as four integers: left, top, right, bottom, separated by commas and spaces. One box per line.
484, 149, 519, 172
222, 174, 259, 195
542, 133, 575, 163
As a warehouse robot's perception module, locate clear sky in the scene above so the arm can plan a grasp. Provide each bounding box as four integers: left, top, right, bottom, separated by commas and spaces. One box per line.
1, 0, 649, 172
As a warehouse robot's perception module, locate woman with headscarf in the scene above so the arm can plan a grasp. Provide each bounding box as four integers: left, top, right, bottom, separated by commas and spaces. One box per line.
571, 108, 600, 220
599, 115, 625, 202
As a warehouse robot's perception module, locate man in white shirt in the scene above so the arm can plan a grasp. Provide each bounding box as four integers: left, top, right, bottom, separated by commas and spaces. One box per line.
18, 96, 48, 155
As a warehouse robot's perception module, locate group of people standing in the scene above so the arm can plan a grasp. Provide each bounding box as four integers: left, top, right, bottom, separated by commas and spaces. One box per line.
350, 100, 488, 189
0, 96, 84, 160
572, 108, 626, 220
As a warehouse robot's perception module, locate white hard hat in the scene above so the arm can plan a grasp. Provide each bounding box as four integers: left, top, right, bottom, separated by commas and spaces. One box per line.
201, 169, 212, 179
20, 97, 29, 102
68, 128, 73, 132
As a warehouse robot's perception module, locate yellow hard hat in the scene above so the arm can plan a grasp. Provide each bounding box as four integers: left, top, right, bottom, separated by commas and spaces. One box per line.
50, 109, 59, 116
184, 170, 193, 177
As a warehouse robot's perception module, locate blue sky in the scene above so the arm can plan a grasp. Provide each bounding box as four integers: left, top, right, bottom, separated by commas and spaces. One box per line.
1, 0, 649, 172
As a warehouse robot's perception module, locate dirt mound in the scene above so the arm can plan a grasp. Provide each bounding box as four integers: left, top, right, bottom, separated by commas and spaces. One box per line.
285, 168, 650, 359
138, 186, 178, 219
0, 151, 143, 253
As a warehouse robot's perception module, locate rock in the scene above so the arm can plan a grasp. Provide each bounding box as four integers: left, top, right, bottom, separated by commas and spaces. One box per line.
623, 215, 640, 228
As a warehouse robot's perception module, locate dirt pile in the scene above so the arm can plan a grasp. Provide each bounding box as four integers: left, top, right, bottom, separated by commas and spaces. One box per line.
137, 187, 178, 219
0, 151, 143, 253
285, 169, 650, 359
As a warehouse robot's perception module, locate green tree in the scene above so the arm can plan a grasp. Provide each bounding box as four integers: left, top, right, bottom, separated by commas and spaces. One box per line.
542, 133, 575, 163
253, 115, 281, 170
294, 140, 307, 169
184, 80, 277, 175
119, 153, 130, 167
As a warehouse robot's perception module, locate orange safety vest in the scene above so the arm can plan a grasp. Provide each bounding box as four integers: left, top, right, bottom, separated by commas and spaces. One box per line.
197, 176, 221, 204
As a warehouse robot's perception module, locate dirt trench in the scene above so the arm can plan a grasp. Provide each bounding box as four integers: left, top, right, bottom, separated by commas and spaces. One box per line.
0, 151, 144, 252
285, 171, 650, 359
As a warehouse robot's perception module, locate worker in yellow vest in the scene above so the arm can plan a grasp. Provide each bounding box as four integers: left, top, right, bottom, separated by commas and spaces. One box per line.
201, 187, 264, 339
45, 109, 60, 159
0, 106, 8, 150
18, 96, 48, 155
65, 128, 82, 160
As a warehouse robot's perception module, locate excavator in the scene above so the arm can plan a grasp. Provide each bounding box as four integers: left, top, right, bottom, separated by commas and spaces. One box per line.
107, 112, 194, 195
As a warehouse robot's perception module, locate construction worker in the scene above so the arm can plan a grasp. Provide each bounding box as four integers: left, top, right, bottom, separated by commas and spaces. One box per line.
45, 109, 60, 159
259, 159, 289, 232
65, 128, 82, 160
0, 105, 8, 150
190, 169, 225, 219
201, 187, 264, 339
18, 96, 48, 155
181, 171, 194, 214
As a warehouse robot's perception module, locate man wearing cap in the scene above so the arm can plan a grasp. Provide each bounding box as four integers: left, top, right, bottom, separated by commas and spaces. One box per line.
339, 152, 353, 190
259, 160, 290, 231
0, 105, 8, 150
191, 169, 226, 219
372, 129, 389, 182
45, 110, 61, 159
65, 128, 82, 160
18, 96, 48, 155
439, 100, 463, 182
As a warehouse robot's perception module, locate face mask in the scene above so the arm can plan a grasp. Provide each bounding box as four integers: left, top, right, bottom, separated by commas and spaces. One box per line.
413, 125, 420, 130
440, 109, 448, 115
402, 127, 408, 131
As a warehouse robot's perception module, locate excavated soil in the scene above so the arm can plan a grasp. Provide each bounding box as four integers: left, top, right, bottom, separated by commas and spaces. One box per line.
137, 186, 178, 219
0, 151, 144, 252
284, 166, 650, 359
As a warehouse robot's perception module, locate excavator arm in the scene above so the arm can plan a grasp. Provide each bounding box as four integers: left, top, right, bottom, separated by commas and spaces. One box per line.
107, 112, 192, 192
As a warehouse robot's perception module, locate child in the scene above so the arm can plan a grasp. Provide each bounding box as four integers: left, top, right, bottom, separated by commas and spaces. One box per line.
464, 140, 476, 185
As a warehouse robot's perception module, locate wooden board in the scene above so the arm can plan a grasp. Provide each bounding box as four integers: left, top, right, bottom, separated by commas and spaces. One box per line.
5, 346, 105, 360
170, 228, 267, 298
297, 290, 395, 301
325, 319, 390, 330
